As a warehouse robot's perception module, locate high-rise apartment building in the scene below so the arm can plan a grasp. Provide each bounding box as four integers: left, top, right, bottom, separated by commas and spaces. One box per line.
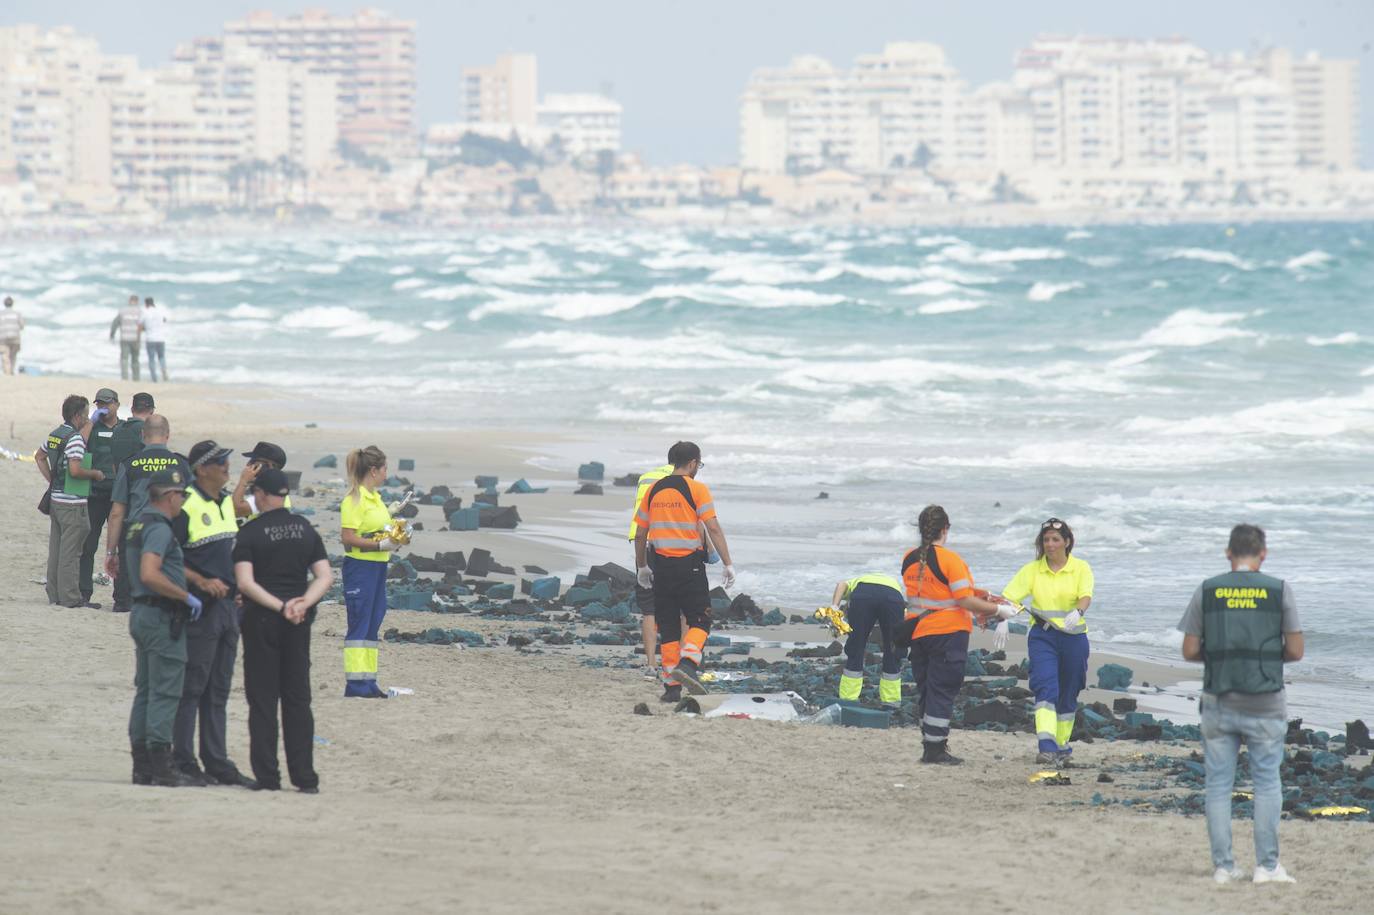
223, 8, 415, 151
1257, 48, 1361, 170
463, 53, 539, 126
536, 93, 622, 156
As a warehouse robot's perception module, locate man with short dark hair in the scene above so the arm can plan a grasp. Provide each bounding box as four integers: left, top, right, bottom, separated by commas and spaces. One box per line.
110, 294, 143, 380
232, 441, 290, 519
1180, 524, 1304, 886
169, 440, 254, 788
127, 466, 200, 787
34, 395, 106, 607
234, 468, 332, 793
0, 294, 22, 374
105, 415, 190, 613
80, 388, 123, 605
105, 392, 154, 613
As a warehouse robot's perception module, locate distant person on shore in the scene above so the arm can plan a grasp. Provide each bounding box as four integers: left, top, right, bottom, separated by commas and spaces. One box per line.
627, 461, 673, 672
0, 295, 23, 374
141, 297, 169, 382
170, 441, 254, 788
104, 415, 190, 614
1180, 524, 1303, 886
340, 446, 401, 698
234, 468, 332, 793
110, 294, 143, 381
80, 388, 124, 606
34, 395, 106, 608
632, 441, 735, 701
233, 441, 291, 519
897, 505, 1006, 765
1002, 518, 1094, 766
126, 466, 200, 788
105, 392, 155, 613
828, 572, 906, 705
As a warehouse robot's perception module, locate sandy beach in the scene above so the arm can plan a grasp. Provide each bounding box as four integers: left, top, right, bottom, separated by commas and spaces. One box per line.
2, 374, 1370, 914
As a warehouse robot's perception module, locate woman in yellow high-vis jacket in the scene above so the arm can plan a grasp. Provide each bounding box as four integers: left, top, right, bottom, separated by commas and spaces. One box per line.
1002, 517, 1094, 766
339, 446, 398, 698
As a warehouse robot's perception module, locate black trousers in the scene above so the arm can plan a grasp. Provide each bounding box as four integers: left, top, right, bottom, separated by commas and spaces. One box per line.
112, 533, 131, 611
80, 493, 112, 601
242, 603, 317, 789
843, 583, 906, 675
651, 550, 711, 643
173, 595, 239, 776
909, 629, 969, 744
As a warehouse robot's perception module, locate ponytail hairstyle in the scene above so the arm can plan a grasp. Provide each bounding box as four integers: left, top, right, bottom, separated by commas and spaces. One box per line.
1035, 517, 1075, 559
345, 445, 387, 502
912, 504, 951, 590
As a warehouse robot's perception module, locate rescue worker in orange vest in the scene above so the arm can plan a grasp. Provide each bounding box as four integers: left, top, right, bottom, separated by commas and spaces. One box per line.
633, 441, 735, 702
895, 505, 1015, 764
627, 461, 674, 671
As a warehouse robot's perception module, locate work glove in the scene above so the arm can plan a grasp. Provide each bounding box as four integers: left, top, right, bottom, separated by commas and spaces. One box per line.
378, 537, 398, 552
636, 566, 653, 589
993, 619, 1010, 652
1063, 610, 1084, 630
185, 593, 203, 623
722, 565, 736, 589
90, 407, 109, 422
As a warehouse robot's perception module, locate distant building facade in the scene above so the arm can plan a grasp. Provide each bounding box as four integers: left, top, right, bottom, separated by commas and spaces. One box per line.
463, 53, 538, 127
536, 93, 622, 156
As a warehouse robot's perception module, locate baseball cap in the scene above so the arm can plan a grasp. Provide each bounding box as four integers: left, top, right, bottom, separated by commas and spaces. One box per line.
251, 467, 290, 497
189, 440, 234, 468
131, 392, 155, 411
242, 441, 287, 468
147, 466, 188, 496
94, 387, 119, 404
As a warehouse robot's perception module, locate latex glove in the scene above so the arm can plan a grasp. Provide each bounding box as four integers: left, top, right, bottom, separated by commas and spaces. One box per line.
993, 619, 1010, 652
185, 593, 203, 622
90, 407, 109, 422
1063, 610, 1084, 630
636, 566, 653, 589
994, 603, 1020, 621
377, 537, 397, 552
722, 565, 736, 589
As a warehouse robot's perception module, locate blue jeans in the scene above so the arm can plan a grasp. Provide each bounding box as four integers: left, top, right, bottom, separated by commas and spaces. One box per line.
146, 341, 167, 381
1200, 697, 1286, 870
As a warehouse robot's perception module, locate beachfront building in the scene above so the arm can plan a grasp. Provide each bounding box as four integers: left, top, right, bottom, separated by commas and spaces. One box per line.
1256, 47, 1361, 170
222, 8, 416, 153
463, 54, 539, 127
536, 93, 622, 157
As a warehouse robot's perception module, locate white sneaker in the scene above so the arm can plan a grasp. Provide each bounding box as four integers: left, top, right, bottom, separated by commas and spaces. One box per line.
1253, 863, 1296, 884
1213, 866, 1245, 885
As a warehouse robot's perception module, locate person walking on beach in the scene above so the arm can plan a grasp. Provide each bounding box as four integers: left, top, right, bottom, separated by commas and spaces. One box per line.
1180, 524, 1303, 886
80, 388, 124, 606
897, 505, 1007, 764
632, 441, 735, 701
828, 572, 906, 705
232, 441, 291, 519
627, 461, 674, 672
126, 466, 200, 788
104, 415, 190, 613
340, 446, 402, 698
0, 295, 23, 374
1002, 518, 1094, 766
169, 441, 254, 788
141, 297, 169, 382
110, 294, 143, 381
34, 395, 106, 608
234, 468, 332, 793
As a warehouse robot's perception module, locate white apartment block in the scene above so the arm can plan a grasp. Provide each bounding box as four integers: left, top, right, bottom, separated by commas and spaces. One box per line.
536, 93, 622, 156
741, 36, 1360, 176
223, 8, 416, 152
464, 54, 538, 127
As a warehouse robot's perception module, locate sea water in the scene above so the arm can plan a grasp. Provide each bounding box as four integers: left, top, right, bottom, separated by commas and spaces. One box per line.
4, 222, 1372, 727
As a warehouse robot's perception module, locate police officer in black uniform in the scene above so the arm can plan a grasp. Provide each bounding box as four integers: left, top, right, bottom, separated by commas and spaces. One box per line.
233, 468, 332, 793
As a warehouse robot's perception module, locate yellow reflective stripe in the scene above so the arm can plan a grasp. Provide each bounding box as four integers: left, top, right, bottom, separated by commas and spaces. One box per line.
628, 465, 674, 539
343, 645, 378, 674
1035, 705, 1057, 742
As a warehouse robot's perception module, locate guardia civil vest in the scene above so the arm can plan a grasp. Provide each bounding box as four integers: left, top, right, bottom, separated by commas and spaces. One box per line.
45, 423, 78, 492
182, 485, 238, 589
627, 464, 674, 540
1201, 570, 1285, 695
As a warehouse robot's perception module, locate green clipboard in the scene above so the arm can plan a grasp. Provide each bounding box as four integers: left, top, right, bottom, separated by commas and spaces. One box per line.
62, 452, 92, 498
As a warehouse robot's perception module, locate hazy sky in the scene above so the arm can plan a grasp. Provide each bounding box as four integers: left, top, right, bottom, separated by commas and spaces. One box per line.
7, 1, 1372, 165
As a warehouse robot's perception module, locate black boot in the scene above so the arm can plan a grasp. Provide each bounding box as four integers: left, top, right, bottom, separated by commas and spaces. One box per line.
921, 740, 963, 765
130, 741, 153, 786
147, 744, 200, 787
660, 683, 682, 704
671, 657, 707, 695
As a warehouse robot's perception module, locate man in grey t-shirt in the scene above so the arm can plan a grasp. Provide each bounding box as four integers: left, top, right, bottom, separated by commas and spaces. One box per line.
1179, 523, 1304, 886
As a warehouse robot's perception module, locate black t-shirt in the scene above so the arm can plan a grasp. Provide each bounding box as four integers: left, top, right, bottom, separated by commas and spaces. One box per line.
231, 508, 328, 610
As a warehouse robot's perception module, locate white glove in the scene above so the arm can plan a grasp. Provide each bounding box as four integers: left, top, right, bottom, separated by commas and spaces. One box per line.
636, 566, 653, 589
722, 565, 736, 589
994, 602, 1020, 621
993, 619, 1010, 652
1063, 610, 1084, 630
387, 491, 416, 514
378, 537, 397, 551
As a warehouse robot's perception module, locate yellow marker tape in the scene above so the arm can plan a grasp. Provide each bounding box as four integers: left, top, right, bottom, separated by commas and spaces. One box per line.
1307, 806, 1368, 817
1028, 770, 1069, 784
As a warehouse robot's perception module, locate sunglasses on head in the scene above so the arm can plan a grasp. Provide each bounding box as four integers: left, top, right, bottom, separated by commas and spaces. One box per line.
1041, 518, 1066, 531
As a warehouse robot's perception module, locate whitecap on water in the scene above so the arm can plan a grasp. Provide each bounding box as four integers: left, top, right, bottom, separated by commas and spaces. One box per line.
1137, 309, 1253, 347
1155, 247, 1255, 270
917, 298, 985, 315
1027, 281, 1084, 302
392, 277, 427, 290
1284, 249, 1334, 271
1306, 332, 1360, 346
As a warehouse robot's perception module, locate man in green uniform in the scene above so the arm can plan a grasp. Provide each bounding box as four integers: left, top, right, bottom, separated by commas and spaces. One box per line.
104, 414, 189, 614
107, 392, 154, 613
80, 388, 123, 606
127, 467, 202, 787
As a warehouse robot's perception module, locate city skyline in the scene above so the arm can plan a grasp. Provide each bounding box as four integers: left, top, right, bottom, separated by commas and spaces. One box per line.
4, 0, 1370, 167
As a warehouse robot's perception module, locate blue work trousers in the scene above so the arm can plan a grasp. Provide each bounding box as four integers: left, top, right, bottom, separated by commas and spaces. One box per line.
1027, 624, 1090, 754
342, 557, 388, 697
909, 629, 969, 744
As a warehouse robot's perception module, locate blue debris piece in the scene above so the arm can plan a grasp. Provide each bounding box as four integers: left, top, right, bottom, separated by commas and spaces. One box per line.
521, 576, 560, 600
293, 507, 316, 517
710, 596, 730, 611
760, 609, 786, 626
389, 589, 433, 611
1124, 711, 1155, 728
1008, 621, 1029, 634
577, 461, 605, 481
313, 454, 337, 469
565, 581, 612, 605
1097, 663, 1134, 691
1081, 707, 1110, 726
1312, 751, 1343, 771
383, 476, 408, 488
448, 506, 481, 531
586, 631, 631, 646
965, 652, 987, 677
705, 634, 730, 647
486, 583, 515, 600
580, 600, 633, 623
475, 475, 499, 488
398, 459, 415, 471
505, 478, 549, 494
